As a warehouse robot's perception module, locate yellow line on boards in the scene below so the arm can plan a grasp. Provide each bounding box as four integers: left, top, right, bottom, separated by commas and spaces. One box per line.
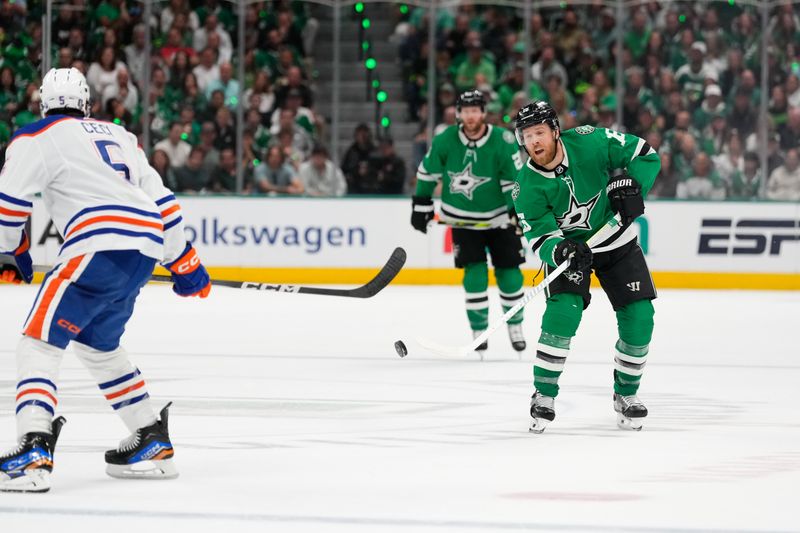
30, 268, 799, 290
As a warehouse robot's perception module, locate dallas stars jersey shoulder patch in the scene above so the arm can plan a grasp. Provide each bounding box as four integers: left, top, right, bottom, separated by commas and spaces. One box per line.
574, 125, 595, 135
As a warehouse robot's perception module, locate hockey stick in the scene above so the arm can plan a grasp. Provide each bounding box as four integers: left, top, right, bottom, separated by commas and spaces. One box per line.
33, 247, 407, 299
414, 215, 622, 358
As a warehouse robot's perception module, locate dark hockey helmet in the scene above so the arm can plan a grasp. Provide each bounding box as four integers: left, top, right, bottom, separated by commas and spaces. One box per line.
456, 90, 486, 113
514, 100, 560, 146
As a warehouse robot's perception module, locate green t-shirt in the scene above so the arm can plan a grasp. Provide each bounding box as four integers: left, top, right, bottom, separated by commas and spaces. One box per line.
415, 124, 523, 227
455, 59, 497, 93
512, 126, 660, 267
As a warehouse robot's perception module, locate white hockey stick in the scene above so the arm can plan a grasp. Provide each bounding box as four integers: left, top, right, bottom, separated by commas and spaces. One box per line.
414, 215, 623, 358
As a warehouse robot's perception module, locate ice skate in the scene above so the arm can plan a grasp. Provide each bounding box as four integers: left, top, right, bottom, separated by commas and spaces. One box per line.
0, 417, 66, 493
613, 393, 648, 431
507, 323, 526, 353
529, 391, 555, 433
105, 403, 178, 479
472, 330, 488, 358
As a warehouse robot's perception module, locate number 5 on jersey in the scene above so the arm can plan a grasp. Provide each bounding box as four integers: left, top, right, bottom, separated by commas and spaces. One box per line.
94, 140, 131, 181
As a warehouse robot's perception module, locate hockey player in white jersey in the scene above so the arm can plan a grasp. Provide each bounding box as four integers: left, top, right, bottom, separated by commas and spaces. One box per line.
0, 68, 211, 492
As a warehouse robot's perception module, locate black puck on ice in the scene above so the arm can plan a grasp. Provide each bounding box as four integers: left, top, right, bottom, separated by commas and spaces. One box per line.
394, 340, 408, 358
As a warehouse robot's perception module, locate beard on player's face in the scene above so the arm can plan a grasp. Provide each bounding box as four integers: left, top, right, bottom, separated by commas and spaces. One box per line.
525, 128, 558, 166
460, 108, 484, 136
531, 141, 557, 166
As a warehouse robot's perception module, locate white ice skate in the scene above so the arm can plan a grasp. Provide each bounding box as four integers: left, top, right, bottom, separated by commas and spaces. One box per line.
529, 391, 555, 434
472, 330, 488, 359
613, 393, 648, 431
507, 323, 526, 355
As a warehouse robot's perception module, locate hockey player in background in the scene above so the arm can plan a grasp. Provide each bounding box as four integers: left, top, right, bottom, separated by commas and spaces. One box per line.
411, 90, 527, 354
0, 68, 211, 492
512, 101, 660, 432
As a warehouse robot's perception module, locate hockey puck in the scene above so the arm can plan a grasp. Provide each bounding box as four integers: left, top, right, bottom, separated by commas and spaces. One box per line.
394, 340, 408, 358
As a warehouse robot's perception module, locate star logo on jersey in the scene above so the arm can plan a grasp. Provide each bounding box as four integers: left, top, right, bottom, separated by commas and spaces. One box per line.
556, 192, 601, 231
565, 270, 584, 285
511, 182, 520, 201
448, 163, 491, 200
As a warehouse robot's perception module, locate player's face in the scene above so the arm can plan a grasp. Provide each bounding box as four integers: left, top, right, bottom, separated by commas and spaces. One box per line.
522, 124, 558, 166
459, 106, 484, 135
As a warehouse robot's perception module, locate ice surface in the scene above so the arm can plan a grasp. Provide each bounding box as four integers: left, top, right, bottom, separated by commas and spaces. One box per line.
1, 283, 798, 532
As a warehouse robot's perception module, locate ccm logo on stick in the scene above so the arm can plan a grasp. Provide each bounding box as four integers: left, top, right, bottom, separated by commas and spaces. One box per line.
242, 282, 301, 293
698, 219, 800, 255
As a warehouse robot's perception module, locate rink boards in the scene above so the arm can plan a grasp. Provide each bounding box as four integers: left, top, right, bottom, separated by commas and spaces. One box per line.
28, 198, 800, 290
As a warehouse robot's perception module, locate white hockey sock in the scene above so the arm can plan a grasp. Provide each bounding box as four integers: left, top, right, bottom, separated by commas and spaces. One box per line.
72, 342, 157, 434
16, 336, 64, 438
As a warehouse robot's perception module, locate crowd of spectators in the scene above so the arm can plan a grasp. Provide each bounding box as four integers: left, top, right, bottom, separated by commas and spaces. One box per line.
395, 2, 800, 201
0, 0, 366, 196
2, 1, 799, 200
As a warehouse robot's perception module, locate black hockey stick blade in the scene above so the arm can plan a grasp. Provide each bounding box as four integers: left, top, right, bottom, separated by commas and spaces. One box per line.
148, 246, 407, 298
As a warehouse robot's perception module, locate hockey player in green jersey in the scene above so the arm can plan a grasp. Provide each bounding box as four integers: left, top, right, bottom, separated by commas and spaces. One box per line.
411, 90, 527, 354
512, 101, 660, 432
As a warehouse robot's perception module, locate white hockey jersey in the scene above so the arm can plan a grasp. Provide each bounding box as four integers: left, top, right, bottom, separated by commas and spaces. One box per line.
0, 114, 186, 265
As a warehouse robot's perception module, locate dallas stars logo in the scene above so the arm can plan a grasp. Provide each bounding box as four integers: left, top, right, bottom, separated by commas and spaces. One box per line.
448, 163, 491, 200
556, 192, 600, 231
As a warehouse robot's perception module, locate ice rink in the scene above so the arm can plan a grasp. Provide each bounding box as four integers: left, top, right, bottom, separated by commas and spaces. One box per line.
0, 282, 798, 532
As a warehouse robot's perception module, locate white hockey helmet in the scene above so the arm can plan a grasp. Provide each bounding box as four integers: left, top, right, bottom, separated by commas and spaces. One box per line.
39, 67, 90, 118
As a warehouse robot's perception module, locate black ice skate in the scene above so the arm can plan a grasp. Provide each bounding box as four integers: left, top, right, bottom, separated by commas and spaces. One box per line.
105, 403, 178, 479
613, 393, 648, 431
529, 391, 555, 434
507, 323, 526, 353
0, 416, 66, 493
472, 330, 488, 356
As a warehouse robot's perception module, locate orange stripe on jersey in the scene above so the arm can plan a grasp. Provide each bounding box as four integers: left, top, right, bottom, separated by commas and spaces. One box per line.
160, 205, 181, 218
0, 206, 29, 217
104, 380, 146, 400
16, 388, 59, 405
65, 215, 164, 239
24, 256, 85, 340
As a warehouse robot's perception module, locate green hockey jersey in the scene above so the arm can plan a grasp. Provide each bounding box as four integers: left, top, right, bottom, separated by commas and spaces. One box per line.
415, 124, 523, 228
512, 125, 660, 267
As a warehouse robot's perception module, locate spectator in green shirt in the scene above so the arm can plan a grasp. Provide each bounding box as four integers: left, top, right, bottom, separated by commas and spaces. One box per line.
624, 9, 651, 62
455, 40, 496, 93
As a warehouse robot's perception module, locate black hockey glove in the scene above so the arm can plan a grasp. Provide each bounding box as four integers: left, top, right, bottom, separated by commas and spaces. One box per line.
606, 175, 644, 226
554, 239, 592, 271
411, 196, 434, 234
507, 209, 523, 237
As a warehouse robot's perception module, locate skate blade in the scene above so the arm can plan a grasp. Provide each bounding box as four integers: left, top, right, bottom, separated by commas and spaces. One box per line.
106, 458, 179, 480
529, 418, 550, 434
616, 413, 644, 431
0, 469, 51, 493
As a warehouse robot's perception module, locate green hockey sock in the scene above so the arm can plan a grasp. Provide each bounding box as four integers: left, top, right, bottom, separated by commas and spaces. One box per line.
534, 294, 583, 398
613, 299, 655, 396
463, 262, 489, 331
495, 267, 524, 325
534, 332, 571, 398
